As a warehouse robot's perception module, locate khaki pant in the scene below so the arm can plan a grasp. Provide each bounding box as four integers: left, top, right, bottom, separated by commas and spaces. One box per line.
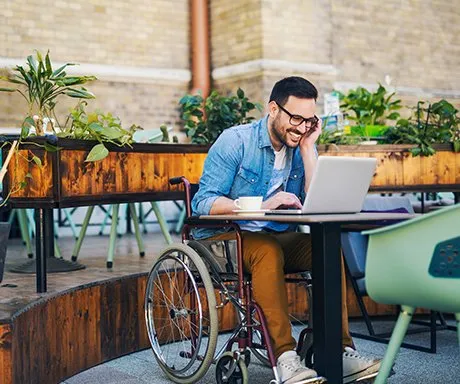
210, 231, 353, 359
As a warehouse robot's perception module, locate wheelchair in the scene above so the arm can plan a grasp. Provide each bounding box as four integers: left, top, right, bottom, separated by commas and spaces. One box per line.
144, 177, 324, 384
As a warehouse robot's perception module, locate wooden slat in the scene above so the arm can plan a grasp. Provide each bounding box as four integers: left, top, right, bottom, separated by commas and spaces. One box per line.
7, 149, 53, 198
0, 323, 12, 384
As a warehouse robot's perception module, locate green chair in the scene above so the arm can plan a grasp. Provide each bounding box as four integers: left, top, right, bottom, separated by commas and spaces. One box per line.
364, 203, 460, 383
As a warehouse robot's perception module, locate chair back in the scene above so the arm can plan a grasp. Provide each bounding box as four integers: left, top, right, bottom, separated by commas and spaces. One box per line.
133, 127, 173, 143
364, 203, 460, 314
341, 195, 414, 295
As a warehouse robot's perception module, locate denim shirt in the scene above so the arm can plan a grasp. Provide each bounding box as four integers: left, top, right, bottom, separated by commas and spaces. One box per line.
191, 115, 314, 239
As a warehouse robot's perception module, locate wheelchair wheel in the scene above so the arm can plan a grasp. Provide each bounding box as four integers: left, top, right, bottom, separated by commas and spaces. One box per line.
145, 244, 218, 383
215, 351, 249, 384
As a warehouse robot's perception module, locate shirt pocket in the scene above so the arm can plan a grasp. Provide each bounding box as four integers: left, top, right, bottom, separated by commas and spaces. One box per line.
286, 166, 304, 196
233, 166, 260, 195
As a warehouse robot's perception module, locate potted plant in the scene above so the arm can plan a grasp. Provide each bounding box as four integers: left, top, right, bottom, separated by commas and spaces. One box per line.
0, 50, 96, 137
179, 88, 263, 144
384, 100, 460, 156
336, 84, 402, 143
0, 51, 143, 162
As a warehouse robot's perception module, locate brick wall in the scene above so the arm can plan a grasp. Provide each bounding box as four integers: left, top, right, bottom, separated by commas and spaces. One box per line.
210, 0, 263, 70
1, 0, 459, 133
212, 0, 460, 114
0, 0, 190, 131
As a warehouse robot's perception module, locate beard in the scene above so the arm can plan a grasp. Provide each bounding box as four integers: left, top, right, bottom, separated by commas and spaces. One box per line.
269, 114, 304, 148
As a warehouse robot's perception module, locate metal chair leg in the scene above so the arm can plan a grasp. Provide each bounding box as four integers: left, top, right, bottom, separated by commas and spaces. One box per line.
71, 206, 95, 261
17, 209, 33, 258
374, 306, 414, 384
107, 204, 119, 268
151, 202, 172, 244
139, 203, 148, 234
129, 203, 145, 257
98, 205, 111, 235
63, 208, 79, 240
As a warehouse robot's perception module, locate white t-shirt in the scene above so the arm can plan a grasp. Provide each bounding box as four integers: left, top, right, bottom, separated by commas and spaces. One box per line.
239, 146, 290, 232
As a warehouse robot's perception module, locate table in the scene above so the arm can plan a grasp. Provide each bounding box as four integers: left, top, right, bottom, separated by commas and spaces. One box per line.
199, 211, 416, 384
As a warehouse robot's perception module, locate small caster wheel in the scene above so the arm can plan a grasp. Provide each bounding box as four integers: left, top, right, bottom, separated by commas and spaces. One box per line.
216, 351, 249, 384
107, 261, 113, 268
71, 256, 77, 262
28, 253, 34, 259
140, 251, 145, 257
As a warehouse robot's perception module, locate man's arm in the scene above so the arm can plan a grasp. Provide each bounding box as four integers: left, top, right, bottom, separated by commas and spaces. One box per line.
299, 118, 322, 193
191, 129, 242, 215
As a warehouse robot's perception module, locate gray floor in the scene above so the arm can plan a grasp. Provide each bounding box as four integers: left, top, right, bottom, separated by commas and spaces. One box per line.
62, 319, 460, 384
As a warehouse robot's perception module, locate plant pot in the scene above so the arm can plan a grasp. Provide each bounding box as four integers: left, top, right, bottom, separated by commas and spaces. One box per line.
0, 222, 11, 283
360, 140, 379, 145
351, 125, 389, 137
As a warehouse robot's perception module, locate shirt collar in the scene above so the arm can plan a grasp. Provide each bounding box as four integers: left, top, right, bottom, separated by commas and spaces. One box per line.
259, 115, 273, 148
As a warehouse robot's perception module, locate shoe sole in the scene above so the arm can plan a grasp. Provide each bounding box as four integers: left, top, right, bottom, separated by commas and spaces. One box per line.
286, 377, 327, 384
343, 362, 381, 384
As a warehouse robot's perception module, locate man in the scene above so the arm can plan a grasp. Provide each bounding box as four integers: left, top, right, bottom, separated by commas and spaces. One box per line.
192, 76, 381, 384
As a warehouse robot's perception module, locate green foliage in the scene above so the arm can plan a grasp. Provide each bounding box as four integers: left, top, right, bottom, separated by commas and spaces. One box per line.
0, 50, 96, 133
318, 128, 361, 145
385, 100, 460, 156
58, 102, 142, 161
179, 88, 263, 144
336, 84, 402, 128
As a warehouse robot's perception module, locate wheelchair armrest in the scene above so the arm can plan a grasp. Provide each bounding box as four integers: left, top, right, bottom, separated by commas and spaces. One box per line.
185, 216, 234, 227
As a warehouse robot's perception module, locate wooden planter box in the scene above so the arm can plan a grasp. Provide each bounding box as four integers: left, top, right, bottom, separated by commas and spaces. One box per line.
318, 143, 460, 193
2, 138, 209, 208
4, 140, 459, 208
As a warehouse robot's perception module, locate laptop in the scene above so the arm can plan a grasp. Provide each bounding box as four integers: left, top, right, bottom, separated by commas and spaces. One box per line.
268, 156, 377, 215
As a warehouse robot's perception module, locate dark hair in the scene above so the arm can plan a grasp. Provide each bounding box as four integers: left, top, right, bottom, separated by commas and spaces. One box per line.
269, 76, 318, 106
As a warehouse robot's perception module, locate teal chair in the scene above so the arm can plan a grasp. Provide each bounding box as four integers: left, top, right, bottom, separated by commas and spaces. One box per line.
364, 203, 460, 383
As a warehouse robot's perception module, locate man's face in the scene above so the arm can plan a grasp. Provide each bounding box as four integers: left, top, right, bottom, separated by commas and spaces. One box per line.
268, 96, 317, 149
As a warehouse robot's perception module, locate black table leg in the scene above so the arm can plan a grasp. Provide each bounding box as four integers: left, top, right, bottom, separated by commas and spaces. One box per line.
10, 207, 86, 292
311, 222, 343, 384
35, 208, 53, 293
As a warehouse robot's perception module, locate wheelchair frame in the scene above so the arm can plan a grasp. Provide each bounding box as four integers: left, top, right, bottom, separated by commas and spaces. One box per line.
144, 177, 319, 384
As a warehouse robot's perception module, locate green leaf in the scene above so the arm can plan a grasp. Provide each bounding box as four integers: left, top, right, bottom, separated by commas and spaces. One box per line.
453, 141, 460, 153
88, 122, 103, 132
44, 143, 61, 152
237, 88, 244, 99
25, 172, 33, 179
0, 87, 16, 92
45, 51, 53, 75
32, 156, 42, 168
85, 143, 109, 162
101, 126, 124, 140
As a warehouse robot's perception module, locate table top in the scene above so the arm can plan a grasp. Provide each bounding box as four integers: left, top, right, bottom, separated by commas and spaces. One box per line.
199, 211, 418, 224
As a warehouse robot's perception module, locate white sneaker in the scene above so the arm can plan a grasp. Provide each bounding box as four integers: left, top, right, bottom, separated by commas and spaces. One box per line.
342, 347, 381, 383
277, 350, 319, 384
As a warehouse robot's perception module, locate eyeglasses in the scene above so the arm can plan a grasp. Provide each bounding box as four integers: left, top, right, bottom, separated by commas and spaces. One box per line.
276, 102, 319, 129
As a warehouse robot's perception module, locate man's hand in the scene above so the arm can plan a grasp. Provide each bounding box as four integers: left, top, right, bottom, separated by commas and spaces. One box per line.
261, 192, 302, 210
299, 117, 322, 152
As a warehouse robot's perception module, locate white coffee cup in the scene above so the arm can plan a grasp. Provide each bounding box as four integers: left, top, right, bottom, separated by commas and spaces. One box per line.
234, 196, 263, 210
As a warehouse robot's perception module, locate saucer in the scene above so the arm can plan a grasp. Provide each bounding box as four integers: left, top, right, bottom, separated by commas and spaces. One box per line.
232, 209, 270, 217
